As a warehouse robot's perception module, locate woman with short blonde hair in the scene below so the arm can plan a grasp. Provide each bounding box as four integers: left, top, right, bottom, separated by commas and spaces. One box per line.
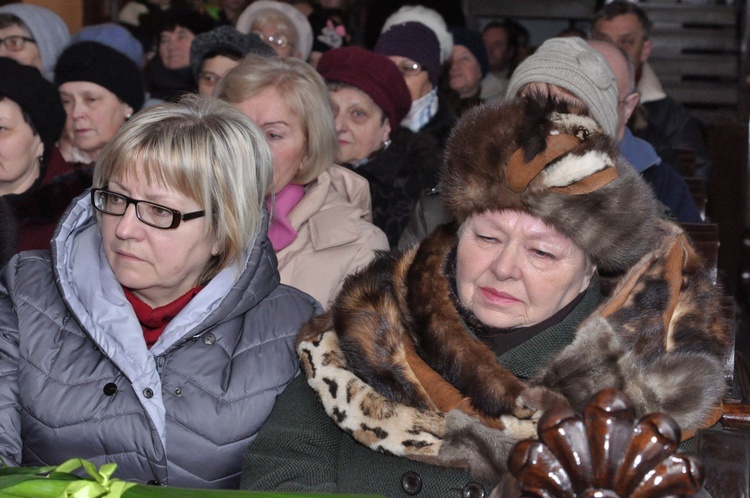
0, 95, 318, 489
219, 55, 388, 306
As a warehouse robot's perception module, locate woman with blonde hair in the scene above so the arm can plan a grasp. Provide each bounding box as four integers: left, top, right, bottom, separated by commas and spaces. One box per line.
219, 54, 387, 306
0, 96, 318, 488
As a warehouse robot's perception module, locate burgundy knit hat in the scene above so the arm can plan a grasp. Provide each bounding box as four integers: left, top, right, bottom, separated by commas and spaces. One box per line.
374, 21, 441, 88
317, 46, 411, 131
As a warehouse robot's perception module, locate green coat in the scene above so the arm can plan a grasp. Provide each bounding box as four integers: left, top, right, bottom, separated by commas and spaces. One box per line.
240, 280, 601, 497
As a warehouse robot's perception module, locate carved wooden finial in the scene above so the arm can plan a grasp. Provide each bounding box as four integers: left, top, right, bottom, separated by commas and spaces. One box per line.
507, 389, 705, 497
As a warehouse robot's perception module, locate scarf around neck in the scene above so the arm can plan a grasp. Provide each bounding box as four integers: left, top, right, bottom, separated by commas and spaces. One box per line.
266, 183, 305, 252
401, 88, 438, 133
124, 285, 203, 348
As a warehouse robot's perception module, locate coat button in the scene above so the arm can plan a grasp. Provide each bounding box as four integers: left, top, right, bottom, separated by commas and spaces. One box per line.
103, 383, 117, 396
400, 471, 422, 495
146, 480, 160, 486
202, 333, 216, 345
143, 388, 154, 398
461, 482, 485, 498
174, 387, 183, 396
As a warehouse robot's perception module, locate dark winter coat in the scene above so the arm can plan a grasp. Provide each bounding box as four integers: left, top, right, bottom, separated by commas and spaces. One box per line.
420, 91, 457, 149
345, 126, 442, 246
242, 216, 729, 496
3, 148, 92, 255
0, 192, 319, 488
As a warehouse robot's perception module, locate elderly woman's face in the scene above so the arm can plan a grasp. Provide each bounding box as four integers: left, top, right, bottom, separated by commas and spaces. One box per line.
234, 87, 307, 194
100, 163, 218, 308
252, 19, 297, 58
456, 210, 595, 329
0, 23, 42, 72
59, 81, 134, 161
0, 97, 43, 196
159, 26, 195, 69
330, 86, 390, 165
449, 45, 482, 99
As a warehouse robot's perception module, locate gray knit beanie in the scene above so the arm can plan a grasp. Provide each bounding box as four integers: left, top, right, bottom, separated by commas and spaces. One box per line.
506, 37, 618, 138
0, 4, 70, 81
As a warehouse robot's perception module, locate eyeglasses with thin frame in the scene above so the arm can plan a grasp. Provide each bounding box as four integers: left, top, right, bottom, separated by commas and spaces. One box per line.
0, 35, 36, 52
395, 61, 423, 77
253, 31, 290, 48
91, 188, 205, 230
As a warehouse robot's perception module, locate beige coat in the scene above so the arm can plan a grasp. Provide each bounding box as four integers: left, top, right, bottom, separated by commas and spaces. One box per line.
277, 164, 388, 307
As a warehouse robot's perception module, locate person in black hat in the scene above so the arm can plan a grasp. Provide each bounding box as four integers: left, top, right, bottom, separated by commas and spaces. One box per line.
55, 41, 145, 164
0, 56, 90, 256
144, 6, 216, 102
447, 27, 508, 118
373, 12, 455, 149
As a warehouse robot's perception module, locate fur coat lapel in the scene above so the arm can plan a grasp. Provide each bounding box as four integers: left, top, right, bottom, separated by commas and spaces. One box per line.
297, 219, 730, 482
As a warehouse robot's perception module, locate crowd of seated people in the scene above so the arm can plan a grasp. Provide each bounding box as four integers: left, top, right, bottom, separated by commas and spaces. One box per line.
0, 1, 730, 495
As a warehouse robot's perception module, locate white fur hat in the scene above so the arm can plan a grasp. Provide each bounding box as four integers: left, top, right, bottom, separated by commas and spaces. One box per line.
381, 5, 453, 64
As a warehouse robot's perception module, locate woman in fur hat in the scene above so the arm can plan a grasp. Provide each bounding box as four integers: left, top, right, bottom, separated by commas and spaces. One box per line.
239, 93, 730, 496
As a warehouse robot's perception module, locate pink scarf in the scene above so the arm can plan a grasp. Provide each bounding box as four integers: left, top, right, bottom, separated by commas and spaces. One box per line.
266, 184, 305, 251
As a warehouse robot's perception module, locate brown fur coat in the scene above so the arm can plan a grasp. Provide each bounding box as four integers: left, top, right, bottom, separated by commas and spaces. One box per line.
297, 218, 730, 483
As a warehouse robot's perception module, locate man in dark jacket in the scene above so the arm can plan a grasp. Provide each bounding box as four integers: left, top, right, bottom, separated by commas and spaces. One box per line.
591, 0, 711, 181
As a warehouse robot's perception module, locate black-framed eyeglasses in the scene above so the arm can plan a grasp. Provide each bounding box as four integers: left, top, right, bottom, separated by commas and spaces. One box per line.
0, 35, 36, 52
91, 188, 205, 230
395, 61, 422, 77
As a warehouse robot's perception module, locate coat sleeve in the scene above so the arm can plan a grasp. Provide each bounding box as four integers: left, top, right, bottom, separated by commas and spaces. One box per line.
240, 374, 342, 492
0, 258, 23, 466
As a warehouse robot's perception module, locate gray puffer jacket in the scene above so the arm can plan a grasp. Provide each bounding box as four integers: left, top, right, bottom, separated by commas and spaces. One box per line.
0, 193, 319, 489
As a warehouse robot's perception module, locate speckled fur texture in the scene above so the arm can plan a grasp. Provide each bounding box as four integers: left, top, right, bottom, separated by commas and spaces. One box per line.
533, 218, 731, 432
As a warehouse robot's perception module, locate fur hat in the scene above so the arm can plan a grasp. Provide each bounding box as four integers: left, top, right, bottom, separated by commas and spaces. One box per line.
506, 37, 619, 138
318, 46, 411, 131
0, 57, 65, 163
374, 22, 442, 88
71, 23, 144, 68
235, 0, 314, 61
441, 93, 659, 272
0, 4, 70, 80
381, 5, 452, 64
190, 26, 275, 81
55, 41, 145, 112
450, 27, 489, 79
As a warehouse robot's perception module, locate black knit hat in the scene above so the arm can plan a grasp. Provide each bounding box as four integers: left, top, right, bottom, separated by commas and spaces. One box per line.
190, 26, 275, 82
55, 41, 145, 112
0, 57, 65, 162
374, 22, 442, 88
